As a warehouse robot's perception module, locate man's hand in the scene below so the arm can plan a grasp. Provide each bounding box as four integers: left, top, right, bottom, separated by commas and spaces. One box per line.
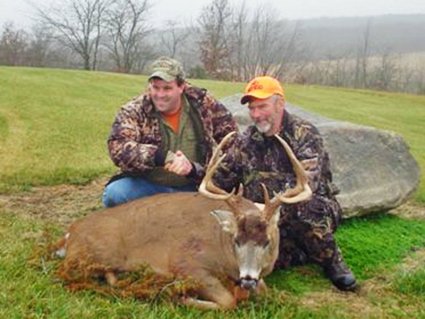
164, 150, 193, 176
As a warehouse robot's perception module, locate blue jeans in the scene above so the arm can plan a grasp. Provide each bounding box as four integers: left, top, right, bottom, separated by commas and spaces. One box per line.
102, 176, 198, 207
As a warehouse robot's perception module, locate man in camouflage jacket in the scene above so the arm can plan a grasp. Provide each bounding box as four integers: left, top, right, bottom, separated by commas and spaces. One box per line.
103, 57, 237, 207
213, 76, 356, 291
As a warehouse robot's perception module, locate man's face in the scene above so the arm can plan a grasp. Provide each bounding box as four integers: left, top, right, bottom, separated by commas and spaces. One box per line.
248, 96, 284, 136
149, 78, 184, 114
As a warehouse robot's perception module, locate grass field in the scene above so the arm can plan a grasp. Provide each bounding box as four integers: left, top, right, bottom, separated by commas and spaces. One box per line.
0, 66, 424, 318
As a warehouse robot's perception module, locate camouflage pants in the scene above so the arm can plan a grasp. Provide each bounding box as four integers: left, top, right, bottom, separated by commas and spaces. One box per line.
274, 194, 343, 269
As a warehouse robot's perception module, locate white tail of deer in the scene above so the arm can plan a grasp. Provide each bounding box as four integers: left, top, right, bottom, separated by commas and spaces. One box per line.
55, 132, 311, 310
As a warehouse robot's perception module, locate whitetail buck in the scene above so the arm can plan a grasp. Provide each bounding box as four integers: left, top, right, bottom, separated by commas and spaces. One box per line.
55, 132, 311, 310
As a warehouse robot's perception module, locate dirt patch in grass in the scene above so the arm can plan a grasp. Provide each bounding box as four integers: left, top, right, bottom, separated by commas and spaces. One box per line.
390, 200, 425, 220
298, 279, 394, 318
0, 178, 107, 227
1, 181, 424, 227
398, 247, 425, 272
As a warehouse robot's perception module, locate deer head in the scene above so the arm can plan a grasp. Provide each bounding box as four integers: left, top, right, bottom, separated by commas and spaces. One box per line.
199, 132, 312, 289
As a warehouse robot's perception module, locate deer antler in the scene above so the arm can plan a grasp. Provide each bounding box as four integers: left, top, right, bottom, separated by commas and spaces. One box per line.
199, 132, 237, 201
262, 134, 312, 220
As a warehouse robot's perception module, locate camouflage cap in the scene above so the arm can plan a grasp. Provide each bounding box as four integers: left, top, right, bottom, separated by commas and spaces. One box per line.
149, 56, 185, 82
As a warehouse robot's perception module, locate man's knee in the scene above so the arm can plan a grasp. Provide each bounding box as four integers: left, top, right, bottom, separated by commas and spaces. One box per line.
102, 177, 177, 207
102, 182, 130, 207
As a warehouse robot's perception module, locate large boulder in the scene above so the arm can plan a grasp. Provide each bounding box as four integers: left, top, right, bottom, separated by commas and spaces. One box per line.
221, 94, 420, 218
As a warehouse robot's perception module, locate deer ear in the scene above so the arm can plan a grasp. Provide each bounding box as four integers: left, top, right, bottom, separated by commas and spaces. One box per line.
210, 210, 237, 234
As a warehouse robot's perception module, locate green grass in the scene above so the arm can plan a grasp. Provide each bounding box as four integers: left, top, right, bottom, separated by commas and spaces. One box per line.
394, 268, 425, 297
335, 213, 425, 279
0, 67, 143, 192
1, 66, 425, 318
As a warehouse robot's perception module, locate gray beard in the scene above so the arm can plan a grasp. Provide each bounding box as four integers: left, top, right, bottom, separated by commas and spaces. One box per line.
255, 121, 272, 134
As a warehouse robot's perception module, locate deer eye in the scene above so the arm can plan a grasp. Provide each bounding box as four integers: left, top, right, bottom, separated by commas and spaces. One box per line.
263, 239, 270, 248
234, 238, 241, 247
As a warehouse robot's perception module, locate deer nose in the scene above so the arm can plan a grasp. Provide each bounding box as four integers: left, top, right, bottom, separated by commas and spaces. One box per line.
239, 277, 258, 290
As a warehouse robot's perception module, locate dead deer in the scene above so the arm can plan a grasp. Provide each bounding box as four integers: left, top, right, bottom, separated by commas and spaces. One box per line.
55, 132, 311, 310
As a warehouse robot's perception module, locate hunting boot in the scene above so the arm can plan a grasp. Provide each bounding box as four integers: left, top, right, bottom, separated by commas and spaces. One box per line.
323, 252, 357, 291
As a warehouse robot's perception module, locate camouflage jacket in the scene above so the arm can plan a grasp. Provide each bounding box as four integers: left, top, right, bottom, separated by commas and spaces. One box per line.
213, 110, 339, 204
107, 84, 238, 183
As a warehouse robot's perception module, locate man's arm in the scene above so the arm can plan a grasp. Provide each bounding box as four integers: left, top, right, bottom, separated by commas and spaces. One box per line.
107, 101, 162, 173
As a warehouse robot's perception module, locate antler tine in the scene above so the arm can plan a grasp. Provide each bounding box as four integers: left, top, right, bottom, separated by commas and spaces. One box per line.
199, 153, 235, 199
271, 134, 312, 205
199, 132, 236, 200
261, 184, 283, 221
262, 135, 312, 220
205, 131, 235, 173
260, 183, 271, 206
222, 182, 246, 220
236, 183, 244, 198
259, 183, 277, 221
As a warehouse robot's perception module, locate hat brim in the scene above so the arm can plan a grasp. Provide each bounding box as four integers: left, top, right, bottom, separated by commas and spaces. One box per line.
149, 71, 175, 82
240, 91, 274, 104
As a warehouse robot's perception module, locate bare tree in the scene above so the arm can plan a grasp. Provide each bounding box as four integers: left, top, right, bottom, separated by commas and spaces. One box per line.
243, 7, 302, 79
252, 7, 282, 75
224, 2, 307, 81
159, 20, 190, 58
104, 0, 152, 73
226, 1, 248, 80
25, 24, 54, 67
34, 0, 110, 70
354, 19, 373, 88
198, 0, 232, 79
371, 51, 399, 90
0, 23, 28, 66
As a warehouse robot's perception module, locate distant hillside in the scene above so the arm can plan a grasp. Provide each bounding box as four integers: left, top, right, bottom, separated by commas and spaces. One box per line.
295, 14, 425, 59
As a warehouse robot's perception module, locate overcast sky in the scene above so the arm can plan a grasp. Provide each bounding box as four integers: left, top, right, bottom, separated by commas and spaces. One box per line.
1, 0, 425, 29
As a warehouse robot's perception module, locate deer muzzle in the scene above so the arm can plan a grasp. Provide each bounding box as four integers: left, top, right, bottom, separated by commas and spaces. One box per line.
238, 276, 258, 290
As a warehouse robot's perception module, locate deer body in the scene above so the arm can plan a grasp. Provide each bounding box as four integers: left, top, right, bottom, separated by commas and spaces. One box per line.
56, 132, 312, 310
58, 192, 280, 309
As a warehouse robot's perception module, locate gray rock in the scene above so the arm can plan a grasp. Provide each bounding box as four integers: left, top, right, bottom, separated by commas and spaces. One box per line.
221, 94, 420, 218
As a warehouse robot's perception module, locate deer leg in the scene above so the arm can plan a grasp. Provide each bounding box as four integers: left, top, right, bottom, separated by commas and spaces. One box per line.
254, 279, 268, 295
105, 271, 117, 286
233, 285, 250, 301
181, 276, 236, 310
181, 297, 222, 310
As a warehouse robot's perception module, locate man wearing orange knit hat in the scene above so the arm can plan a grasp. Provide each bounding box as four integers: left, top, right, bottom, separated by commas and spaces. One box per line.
213, 76, 356, 291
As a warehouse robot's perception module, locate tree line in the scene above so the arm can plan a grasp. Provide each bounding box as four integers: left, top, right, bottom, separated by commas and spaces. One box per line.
1, 0, 424, 94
